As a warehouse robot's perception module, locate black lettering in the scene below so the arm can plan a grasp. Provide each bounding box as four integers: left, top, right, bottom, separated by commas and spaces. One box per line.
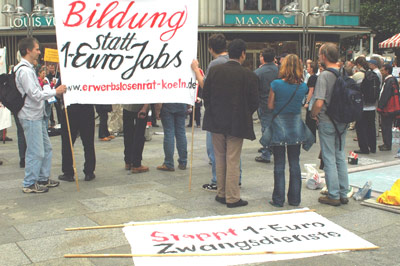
269, 224, 285, 232
176, 245, 196, 253
154, 243, 177, 254
199, 244, 217, 251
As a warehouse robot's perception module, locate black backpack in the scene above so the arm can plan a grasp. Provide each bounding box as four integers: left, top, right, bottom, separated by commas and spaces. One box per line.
0, 65, 27, 114
360, 69, 380, 104
325, 68, 363, 124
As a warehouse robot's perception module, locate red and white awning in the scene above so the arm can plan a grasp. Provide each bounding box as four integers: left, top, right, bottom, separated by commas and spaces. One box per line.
379, 33, 400, 49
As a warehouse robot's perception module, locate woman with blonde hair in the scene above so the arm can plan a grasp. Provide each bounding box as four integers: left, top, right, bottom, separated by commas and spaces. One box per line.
261, 54, 314, 207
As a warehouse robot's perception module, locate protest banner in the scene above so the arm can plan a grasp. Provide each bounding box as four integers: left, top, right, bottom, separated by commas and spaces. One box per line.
54, 0, 198, 106
120, 209, 378, 266
44, 48, 59, 63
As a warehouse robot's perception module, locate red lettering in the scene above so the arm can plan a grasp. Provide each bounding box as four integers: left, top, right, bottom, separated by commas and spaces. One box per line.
150, 231, 169, 242
63, 1, 85, 27
62, 1, 187, 41
196, 233, 211, 241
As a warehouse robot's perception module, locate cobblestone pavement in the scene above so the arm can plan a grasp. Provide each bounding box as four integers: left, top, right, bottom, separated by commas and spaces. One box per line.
0, 115, 399, 265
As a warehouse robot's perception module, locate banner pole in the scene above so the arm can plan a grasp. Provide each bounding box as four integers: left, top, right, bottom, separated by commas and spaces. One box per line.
63, 104, 79, 192
189, 105, 196, 192
64, 246, 379, 258
65, 209, 316, 231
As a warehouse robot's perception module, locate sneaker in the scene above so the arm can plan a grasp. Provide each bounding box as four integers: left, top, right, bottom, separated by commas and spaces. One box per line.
227, 199, 248, 208
38, 179, 60, 188
22, 182, 49, 193
178, 164, 186, 170
85, 173, 96, 181
318, 196, 341, 206
157, 164, 175, 171
58, 174, 75, 182
202, 183, 217, 192
131, 165, 149, 173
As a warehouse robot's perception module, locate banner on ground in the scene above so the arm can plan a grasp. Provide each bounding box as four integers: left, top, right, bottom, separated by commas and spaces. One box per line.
54, 0, 198, 106
123, 209, 378, 266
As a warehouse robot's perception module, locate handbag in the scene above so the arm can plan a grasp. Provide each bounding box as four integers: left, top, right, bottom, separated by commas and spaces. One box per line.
260, 84, 300, 147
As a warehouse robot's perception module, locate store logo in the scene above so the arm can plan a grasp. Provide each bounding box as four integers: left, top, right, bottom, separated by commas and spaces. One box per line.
225, 14, 294, 26
9, 16, 55, 28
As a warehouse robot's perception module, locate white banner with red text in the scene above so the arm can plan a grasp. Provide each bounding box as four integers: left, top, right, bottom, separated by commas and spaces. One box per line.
123, 209, 378, 266
54, 0, 198, 106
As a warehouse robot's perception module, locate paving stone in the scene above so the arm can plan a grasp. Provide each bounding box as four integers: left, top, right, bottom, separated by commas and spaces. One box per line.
0, 226, 24, 245
96, 181, 167, 196
89, 245, 133, 266
17, 228, 128, 263
33, 258, 94, 266
86, 203, 186, 225
0, 243, 31, 265
79, 191, 176, 212
15, 216, 98, 240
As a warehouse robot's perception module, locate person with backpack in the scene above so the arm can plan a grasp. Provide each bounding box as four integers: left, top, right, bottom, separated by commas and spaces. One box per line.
311, 43, 357, 206
15, 37, 66, 193
352, 56, 379, 154
378, 64, 400, 151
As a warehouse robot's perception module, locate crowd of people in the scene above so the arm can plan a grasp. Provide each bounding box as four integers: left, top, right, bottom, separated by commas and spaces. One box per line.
1, 35, 399, 209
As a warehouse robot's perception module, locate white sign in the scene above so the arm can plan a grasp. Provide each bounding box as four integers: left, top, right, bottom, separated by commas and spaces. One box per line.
123, 209, 378, 266
54, 0, 198, 106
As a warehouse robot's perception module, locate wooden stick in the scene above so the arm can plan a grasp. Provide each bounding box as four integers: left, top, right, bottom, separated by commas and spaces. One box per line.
63, 104, 80, 192
189, 105, 196, 192
65, 209, 315, 231
64, 246, 379, 258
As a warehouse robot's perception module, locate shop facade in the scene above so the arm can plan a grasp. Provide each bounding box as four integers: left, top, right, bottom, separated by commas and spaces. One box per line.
197, 0, 371, 70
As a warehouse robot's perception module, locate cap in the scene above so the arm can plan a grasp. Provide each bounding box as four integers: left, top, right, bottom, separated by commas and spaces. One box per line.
368, 59, 378, 66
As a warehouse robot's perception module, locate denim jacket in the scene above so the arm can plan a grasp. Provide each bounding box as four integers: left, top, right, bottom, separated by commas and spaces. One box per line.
260, 113, 315, 151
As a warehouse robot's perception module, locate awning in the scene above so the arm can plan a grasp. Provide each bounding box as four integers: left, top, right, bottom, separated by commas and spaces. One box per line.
379, 33, 400, 49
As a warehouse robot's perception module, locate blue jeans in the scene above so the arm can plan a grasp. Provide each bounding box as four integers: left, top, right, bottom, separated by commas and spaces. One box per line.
161, 110, 187, 168
19, 118, 52, 187
258, 107, 272, 160
208, 131, 242, 184
318, 121, 349, 199
272, 145, 301, 206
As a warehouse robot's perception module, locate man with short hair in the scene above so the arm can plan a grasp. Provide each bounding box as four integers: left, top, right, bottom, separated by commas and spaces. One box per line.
311, 43, 349, 206
191, 34, 230, 191
378, 64, 398, 151
254, 47, 278, 163
203, 39, 259, 208
16, 37, 66, 193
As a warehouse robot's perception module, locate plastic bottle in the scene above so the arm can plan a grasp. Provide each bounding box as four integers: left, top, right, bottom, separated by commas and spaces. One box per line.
353, 181, 372, 201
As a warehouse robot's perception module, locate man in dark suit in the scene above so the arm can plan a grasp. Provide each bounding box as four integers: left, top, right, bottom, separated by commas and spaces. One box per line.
202, 39, 259, 208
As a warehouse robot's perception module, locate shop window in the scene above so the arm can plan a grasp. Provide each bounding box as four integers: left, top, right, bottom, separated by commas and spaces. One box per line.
280, 0, 292, 8
262, 0, 277, 10
244, 0, 258, 10
226, 0, 240, 10
325, 0, 341, 12
344, 0, 360, 13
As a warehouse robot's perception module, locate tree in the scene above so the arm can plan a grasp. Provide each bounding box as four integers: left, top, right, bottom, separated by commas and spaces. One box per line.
360, 0, 400, 64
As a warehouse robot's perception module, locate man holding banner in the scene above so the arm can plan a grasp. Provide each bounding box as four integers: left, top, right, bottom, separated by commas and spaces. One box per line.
16, 37, 66, 193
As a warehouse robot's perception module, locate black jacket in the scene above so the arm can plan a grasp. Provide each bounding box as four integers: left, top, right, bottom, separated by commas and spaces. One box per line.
202, 61, 259, 140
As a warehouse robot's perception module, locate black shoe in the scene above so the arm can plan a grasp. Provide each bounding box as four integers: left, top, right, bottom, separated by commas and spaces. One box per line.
354, 149, 369, 154
340, 197, 349, 204
227, 199, 248, 208
370, 149, 376, 154
269, 200, 283, 207
379, 145, 391, 151
85, 173, 96, 181
58, 174, 75, 182
19, 159, 25, 168
255, 156, 270, 163
215, 196, 226, 204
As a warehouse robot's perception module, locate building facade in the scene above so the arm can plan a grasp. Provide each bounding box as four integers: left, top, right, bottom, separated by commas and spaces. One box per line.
0, 0, 371, 70
197, 0, 371, 70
